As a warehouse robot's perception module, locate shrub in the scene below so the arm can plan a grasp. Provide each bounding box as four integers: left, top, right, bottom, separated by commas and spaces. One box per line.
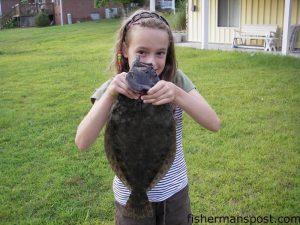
173, 10, 186, 30
3, 18, 18, 29
173, 0, 186, 31
35, 12, 50, 27
162, 0, 187, 31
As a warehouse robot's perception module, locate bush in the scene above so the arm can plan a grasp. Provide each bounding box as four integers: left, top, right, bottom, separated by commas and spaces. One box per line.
173, 0, 186, 30
173, 10, 186, 30
161, 0, 187, 31
35, 12, 50, 27
3, 18, 18, 29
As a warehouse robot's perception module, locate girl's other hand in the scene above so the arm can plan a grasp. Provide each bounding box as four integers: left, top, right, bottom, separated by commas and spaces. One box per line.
106, 72, 139, 100
141, 80, 176, 105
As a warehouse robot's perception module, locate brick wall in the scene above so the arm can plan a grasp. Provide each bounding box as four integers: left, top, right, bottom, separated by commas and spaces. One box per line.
1, 0, 19, 15
54, 0, 121, 25
2, 0, 122, 26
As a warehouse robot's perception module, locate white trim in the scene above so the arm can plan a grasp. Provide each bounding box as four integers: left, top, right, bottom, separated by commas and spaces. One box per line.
201, 0, 209, 49
282, 0, 292, 55
172, 0, 175, 14
150, 0, 155, 12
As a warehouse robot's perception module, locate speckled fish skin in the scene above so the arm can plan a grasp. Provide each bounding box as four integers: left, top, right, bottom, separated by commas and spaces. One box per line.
104, 58, 176, 218
105, 96, 176, 218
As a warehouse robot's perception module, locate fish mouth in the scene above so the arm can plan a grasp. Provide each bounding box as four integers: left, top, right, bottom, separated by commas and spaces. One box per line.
125, 56, 160, 94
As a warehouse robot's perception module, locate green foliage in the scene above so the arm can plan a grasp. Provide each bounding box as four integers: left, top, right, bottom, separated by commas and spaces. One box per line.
162, 0, 187, 31
94, 0, 143, 8
94, 0, 106, 8
34, 12, 50, 27
95, 0, 130, 7
3, 18, 18, 29
0, 20, 299, 224
174, 0, 187, 30
173, 10, 186, 30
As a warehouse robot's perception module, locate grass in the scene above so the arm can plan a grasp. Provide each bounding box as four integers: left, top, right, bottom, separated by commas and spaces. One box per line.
1, 20, 299, 224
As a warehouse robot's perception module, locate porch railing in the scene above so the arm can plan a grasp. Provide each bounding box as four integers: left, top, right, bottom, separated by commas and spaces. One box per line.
0, 3, 54, 29
13, 3, 54, 17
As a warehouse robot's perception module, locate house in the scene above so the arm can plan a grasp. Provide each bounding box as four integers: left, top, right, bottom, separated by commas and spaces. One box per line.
0, 0, 19, 17
0, 0, 121, 28
187, 0, 300, 55
0, 0, 54, 27
53, 0, 122, 26
157, 0, 174, 10
149, 0, 175, 12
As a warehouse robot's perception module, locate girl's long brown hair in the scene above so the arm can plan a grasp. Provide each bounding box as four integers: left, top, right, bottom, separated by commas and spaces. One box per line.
111, 9, 177, 82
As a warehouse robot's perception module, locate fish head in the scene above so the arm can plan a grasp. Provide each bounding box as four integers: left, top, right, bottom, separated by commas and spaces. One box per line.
126, 56, 160, 94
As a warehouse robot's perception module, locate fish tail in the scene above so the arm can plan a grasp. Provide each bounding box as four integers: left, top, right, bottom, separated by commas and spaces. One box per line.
124, 190, 153, 219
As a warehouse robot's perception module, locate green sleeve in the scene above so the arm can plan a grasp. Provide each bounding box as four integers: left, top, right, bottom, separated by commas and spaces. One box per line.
174, 69, 196, 92
90, 79, 111, 103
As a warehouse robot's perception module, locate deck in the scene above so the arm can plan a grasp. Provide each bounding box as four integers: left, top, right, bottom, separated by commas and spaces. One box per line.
0, 3, 54, 28
12, 3, 54, 17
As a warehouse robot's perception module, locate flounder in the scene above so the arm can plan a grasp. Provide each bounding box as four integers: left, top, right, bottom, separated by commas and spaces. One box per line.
104, 57, 176, 218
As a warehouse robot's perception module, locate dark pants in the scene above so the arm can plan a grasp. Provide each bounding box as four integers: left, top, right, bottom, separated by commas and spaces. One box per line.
115, 186, 192, 225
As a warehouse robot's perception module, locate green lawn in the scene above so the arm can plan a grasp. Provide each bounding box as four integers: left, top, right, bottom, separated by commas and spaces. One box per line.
1, 20, 299, 225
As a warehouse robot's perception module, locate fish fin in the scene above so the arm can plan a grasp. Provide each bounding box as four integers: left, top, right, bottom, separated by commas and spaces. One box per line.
148, 125, 177, 190
124, 190, 154, 219
104, 117, 132, 190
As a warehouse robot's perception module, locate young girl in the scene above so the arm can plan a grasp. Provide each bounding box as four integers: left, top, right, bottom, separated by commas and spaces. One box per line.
75, 9, 220, 225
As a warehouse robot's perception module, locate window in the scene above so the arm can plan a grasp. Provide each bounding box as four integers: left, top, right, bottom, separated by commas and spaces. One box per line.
218, 0, 240, 27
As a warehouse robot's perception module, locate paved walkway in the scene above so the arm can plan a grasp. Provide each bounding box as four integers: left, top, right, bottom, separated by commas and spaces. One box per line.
175, 42, 300, 58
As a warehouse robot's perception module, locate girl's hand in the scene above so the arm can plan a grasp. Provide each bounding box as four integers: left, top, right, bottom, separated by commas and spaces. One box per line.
141, 80, 177, 105
106, 72, 139, 100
